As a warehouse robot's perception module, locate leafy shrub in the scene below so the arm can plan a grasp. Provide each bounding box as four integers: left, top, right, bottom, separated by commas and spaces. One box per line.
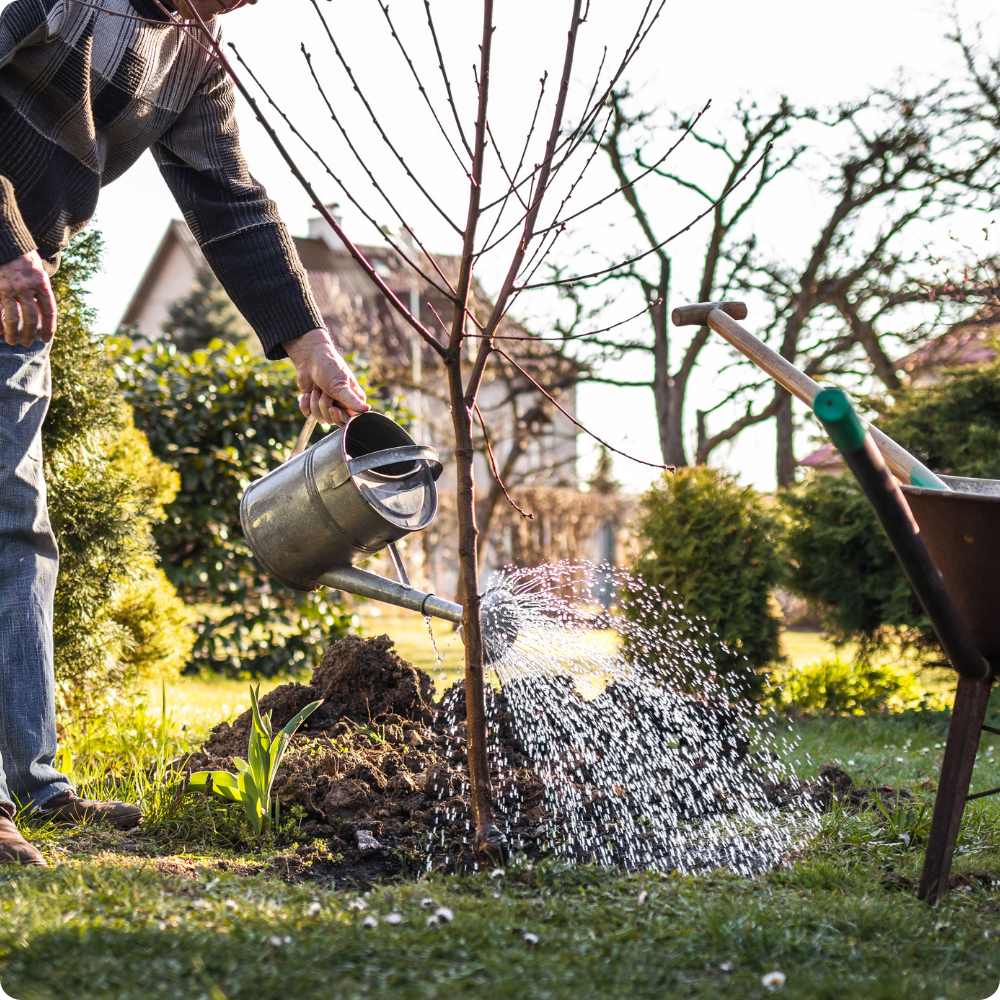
114, 340, 388, 676
779, 474, 931, 657
770, 657, 920, 716
622, 466, 784, 695
45, 232, 193, 718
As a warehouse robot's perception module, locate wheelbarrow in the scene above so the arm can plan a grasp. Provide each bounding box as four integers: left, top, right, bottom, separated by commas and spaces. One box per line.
675, 301, 998, 903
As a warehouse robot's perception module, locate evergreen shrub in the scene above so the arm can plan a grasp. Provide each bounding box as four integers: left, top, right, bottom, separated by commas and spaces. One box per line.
622, 466, 784, 696
780, 475, 929, 656
45, 232, 193, 718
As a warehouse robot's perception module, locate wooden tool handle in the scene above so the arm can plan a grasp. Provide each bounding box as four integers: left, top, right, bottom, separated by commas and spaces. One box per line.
705, 309, 949, 491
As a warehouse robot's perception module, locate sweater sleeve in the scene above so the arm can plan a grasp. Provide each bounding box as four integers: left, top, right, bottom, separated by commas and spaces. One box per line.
151, 52, 323, 360
0, 0, 64, 266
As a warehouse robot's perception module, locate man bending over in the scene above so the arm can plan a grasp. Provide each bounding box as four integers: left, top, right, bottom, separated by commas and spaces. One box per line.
0, 0, 368, 864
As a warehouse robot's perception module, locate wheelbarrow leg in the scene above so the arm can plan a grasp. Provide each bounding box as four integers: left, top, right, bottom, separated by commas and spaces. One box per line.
918, 675, 995, 903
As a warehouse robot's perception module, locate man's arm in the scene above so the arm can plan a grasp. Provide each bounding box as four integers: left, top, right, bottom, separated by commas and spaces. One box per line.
0, 0, 64, 345
152, 55, 367, 423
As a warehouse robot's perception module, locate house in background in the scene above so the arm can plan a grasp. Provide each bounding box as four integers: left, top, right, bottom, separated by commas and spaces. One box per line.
123, 212, 628, 599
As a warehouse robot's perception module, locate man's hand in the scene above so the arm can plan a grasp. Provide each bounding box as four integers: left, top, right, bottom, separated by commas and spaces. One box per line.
283, 328, 370, 427
0, 251, 57, 347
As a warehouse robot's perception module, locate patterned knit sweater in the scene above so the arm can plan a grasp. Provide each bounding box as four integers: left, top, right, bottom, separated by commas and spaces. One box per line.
0, 0, 323, 359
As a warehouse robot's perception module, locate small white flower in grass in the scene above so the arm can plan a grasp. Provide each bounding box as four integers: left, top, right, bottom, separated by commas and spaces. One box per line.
267, 935, 284, 948
523, 932, 539, 945
307, 902, 322, 917
984, 929, 998, 940
434, 906, 454, 923
362, 915, 378, 929
283, 936, 292, 945
426, 915, 440, 927
719, 962, 734, 973
761, 970, 786, 992
934, 922, 949, 932
224, 899, 239, 911
348, 899, 367, 911
637, 890, 648, 905
490, 869, 505, 880
896, 756, 905, 763
420, 897, 436, 909
384, 913, 403, 926
898, 832, 911, 847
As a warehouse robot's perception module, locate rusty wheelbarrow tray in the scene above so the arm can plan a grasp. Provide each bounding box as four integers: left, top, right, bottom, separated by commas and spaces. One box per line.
902, 477, 1000, 902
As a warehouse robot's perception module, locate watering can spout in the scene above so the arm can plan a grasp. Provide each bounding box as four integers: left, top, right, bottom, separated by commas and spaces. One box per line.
318, 564, 464, 624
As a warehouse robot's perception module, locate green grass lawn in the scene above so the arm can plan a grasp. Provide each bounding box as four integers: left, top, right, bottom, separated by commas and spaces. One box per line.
12, 637, 998, 1000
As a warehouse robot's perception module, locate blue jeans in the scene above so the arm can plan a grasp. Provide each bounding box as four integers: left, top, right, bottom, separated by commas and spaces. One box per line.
0, 339, 71, 817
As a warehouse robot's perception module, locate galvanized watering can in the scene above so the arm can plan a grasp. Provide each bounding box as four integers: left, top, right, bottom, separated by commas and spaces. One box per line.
240, 412, 516, 659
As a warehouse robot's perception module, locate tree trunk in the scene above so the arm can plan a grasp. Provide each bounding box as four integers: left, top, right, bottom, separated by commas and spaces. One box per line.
775, 386, 795, 488
446, 357, 501, 862
649, 276, 687, 467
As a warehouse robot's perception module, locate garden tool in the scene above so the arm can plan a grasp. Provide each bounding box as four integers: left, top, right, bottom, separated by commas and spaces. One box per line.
671, 301, 949, 490
240, 411, 518, 662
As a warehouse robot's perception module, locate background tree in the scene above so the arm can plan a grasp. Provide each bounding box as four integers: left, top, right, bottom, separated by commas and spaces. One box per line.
45, 232, 193, 723
574, 92, 802, 468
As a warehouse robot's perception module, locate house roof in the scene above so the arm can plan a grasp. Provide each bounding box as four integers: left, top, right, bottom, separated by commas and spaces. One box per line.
120, 219, 206, 328
897, 311, 999, 377
798, 443, 844, 470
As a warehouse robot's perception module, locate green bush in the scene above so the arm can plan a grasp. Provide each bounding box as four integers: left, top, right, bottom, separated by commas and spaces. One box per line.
622, 466, 784, 695
769, 657, 920, 716
45, 232, 193, 719
114, 340, 399, 676
779, 474, 930, 657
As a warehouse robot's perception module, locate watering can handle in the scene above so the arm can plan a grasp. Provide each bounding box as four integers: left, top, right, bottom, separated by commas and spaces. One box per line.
290, 416, 319, 459
348, 445, 443, 479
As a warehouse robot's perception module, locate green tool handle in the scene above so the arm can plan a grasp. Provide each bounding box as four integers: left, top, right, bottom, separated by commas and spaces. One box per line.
813, 389, 988, 682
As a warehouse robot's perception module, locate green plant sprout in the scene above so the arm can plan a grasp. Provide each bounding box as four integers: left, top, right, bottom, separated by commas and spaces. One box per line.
188, 684, 321, 837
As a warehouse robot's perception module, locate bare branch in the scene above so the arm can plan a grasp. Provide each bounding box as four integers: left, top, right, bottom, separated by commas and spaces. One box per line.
474, 404, 535, 520
423, 0, 474, 159
375, 0, 469, 170
307, 0, 464, 234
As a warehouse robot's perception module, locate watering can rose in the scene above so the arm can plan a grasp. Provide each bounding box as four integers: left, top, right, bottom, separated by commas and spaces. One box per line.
188, 684, 322, 836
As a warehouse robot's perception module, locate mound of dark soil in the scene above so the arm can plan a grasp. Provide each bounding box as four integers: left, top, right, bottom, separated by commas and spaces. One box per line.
187, 635, 544, 881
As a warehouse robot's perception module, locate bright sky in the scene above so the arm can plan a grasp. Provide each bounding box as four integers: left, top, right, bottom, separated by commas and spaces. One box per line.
3, 0, 998, 492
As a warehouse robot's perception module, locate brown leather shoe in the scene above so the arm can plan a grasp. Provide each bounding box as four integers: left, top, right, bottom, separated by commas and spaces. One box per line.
0, 816, 47, 866
38, 791, 143, 831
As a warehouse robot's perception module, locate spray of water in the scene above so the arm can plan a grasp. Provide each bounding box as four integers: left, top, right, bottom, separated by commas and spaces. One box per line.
442, 561, 817, 876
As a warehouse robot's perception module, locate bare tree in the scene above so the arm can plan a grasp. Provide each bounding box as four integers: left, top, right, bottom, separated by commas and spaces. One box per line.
723, 75, 1000, 485
561, 91, 804, 467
